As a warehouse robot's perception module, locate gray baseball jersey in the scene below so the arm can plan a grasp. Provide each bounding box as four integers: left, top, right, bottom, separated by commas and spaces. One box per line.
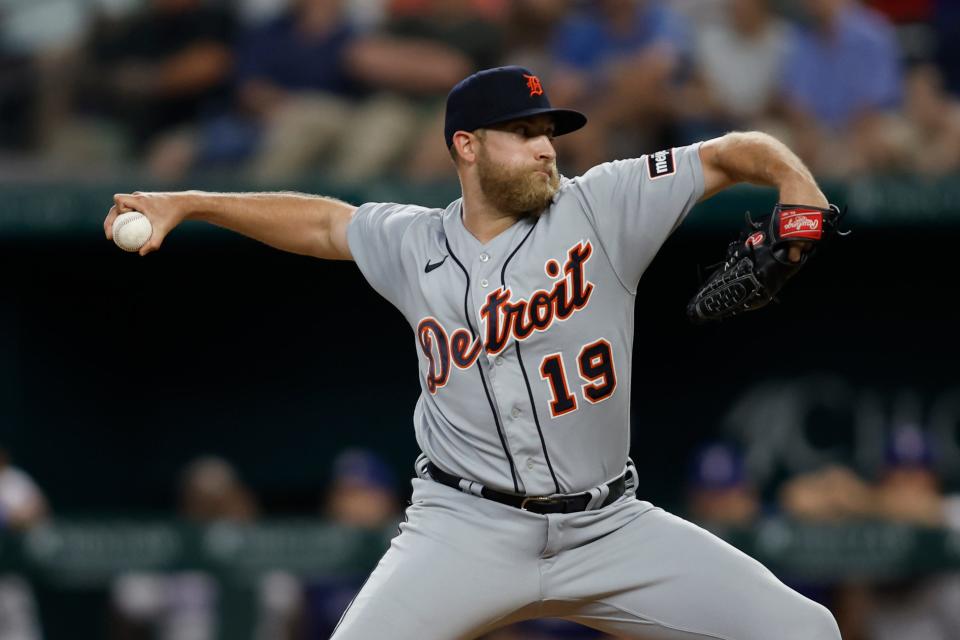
335, 145, 841, 640
348, 144, 703, 496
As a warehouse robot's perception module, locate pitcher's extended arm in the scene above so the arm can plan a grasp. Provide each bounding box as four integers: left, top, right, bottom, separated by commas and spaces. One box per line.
104, 191, 356, 260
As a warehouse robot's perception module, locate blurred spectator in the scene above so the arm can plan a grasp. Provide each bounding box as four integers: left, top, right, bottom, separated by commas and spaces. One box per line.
324, 447, 401, 528
304, 448, 400, 638
61, 0, 236, 176
678, 0, 789, 138
0, 446, 48, 530
867, 0, 934, 24
781, 423, 949, 525
390, 0, 507, 22
502, 0, 569, 74
6, 0, 958, 187
206, 0, 392, 183
178, 454, 259, 522
864, 576, 960, 640
0, 0, 113, 172
866, 0, 937, 65
779, 464, 876, 522
343, 0, 392, 31
0, 446, 46, 640
781, 0, 902, 130
780, 424, 960, 640
370, 0, 507, 182
111, 455, 259, 640
254, 571, 306, 640
877, 64, 960, 176
933, 0, 960, 95
547, 0, 693, 173
0, 0, 93, 58
857, 424, 960, 640
383, 0, 504, 70
0, 52, 34, 152
777, 0, 903, 177
189, 0, 502, 184
237, 0, 295, 27
671, 0, 728, 30
871, 423, 943, 526
686, 442, 759, 526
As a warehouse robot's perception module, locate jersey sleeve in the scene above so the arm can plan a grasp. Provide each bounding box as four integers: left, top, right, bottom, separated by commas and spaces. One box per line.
570, 142, 704, 293
347, 202, 424, 311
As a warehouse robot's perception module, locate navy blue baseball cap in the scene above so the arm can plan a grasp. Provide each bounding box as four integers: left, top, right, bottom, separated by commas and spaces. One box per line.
444, 65, 587, 148
331, 448, 396, 493
689, 442, 747, 490
884, 424, 934, 469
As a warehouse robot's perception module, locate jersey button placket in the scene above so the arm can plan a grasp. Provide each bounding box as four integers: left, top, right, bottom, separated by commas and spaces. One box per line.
472, 249, 529, 487
479, 253, 491, 290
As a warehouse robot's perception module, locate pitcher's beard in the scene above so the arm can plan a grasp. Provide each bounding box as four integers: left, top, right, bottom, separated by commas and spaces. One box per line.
477, 151, 560, 218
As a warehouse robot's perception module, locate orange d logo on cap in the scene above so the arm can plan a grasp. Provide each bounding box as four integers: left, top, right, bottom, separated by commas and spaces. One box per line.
523, 74, 544, 97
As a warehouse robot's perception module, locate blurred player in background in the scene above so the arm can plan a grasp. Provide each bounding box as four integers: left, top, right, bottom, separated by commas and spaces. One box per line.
855, 425, 960, 640
304, 448, 401, 638
0, 446, 48, 530
779, 423, 960, 640
110, 455, 258, 640
0, 446, 46, 640
324, 447, 402, 529
686, 441, 759, 527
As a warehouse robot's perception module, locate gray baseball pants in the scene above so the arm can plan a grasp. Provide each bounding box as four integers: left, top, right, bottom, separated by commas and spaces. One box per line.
330, 477, 840, 640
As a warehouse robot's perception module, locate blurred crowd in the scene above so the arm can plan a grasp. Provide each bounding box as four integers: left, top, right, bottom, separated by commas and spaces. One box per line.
5, 421, 960, 639
685, 425, 960, 640
1, 0, 960, 186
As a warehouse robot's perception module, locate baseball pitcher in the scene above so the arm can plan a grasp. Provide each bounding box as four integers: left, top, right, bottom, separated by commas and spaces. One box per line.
104, 66, 843, 640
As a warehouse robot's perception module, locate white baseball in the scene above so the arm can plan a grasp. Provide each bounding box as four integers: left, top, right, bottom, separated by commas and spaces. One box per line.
112, 211, 153, 252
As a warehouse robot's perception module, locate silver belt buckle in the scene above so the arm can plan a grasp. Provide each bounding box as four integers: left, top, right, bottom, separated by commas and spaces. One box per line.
520, 496, 557, 511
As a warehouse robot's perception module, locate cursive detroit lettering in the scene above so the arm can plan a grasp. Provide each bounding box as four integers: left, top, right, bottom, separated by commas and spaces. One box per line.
417, 241, 594, 394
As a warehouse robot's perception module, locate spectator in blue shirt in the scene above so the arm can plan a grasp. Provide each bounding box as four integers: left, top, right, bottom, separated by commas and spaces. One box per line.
546, 0, 693, 173
782, 0, 901, 130
551, 0, 690, 75
777, 0, 903, 176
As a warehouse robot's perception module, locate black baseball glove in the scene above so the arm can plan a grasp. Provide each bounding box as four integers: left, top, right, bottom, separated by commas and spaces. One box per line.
686, 203, 848, 323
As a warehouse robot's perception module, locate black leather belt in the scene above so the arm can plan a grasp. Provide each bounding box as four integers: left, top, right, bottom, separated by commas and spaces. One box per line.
426, 461, 627, 514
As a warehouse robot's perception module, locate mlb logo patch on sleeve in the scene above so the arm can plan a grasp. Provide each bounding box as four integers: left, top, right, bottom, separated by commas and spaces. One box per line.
647, 148, 676, 180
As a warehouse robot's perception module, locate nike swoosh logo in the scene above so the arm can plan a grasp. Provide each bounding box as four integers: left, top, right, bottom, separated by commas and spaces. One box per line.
424, 255, 448, 273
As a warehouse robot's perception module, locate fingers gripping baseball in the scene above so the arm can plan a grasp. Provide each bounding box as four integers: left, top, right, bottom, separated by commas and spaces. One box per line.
104, 192, 183, 255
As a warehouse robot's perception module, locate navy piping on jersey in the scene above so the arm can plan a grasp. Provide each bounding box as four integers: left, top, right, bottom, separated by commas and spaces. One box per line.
445, 237, 520, 493
513, 344, 561, 494
500, 221, 562, 495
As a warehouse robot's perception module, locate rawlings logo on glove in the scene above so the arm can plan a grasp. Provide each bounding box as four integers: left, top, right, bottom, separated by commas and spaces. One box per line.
780, 210, 823, 239
686, 203, 848, 323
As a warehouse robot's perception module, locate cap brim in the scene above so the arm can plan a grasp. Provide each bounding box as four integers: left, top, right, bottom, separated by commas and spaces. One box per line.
480, 107, 587, 137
